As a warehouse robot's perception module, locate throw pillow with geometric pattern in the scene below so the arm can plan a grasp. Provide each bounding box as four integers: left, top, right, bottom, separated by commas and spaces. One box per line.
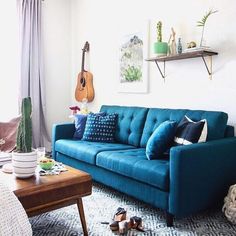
82, 113, 117, 143
73, 112, 106, 140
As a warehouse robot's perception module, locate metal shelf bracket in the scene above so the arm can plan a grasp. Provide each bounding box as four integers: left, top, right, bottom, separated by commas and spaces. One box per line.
154, 60, 166, 82
201, 56, 213, 79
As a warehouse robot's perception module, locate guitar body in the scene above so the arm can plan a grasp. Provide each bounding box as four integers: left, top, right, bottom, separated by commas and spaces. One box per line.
75, 71, 95, 102
75, 41, 95, 102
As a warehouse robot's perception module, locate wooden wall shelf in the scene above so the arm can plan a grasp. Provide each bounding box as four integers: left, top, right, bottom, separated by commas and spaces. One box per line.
146, 50, 218, 80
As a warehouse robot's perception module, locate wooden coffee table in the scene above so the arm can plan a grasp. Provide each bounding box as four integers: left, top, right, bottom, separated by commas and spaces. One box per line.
0, 165, 92, 236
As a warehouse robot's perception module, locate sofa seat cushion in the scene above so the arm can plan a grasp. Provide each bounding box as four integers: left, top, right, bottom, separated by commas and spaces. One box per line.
55, 139, 136, 165
96, 148, 169, 191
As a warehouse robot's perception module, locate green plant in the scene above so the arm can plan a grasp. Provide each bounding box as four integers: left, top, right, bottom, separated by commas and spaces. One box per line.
197, 9, 218, 47
156, 21, 162, 42
16, 97, 32, 152
123, 66, 142, 82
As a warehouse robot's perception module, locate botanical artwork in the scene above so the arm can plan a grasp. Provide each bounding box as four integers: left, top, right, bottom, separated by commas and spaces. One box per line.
118, 24, 149, 93
120, 34, 143, 83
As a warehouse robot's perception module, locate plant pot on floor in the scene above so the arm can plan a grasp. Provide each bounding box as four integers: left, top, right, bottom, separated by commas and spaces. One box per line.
12, 151, 37, 178
154, 42, 168, 56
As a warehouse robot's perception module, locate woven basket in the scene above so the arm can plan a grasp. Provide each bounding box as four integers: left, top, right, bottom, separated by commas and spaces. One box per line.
222, 184, 236, 224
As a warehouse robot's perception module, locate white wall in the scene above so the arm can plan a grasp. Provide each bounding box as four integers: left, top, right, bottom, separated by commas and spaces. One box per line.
42, 0, 72, 140
0, 2, 19, 121
70, 0, 236, 128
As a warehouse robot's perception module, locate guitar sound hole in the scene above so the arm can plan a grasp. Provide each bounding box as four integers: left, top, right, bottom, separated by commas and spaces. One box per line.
80, 77, 84, 84
80, 77, 86, 88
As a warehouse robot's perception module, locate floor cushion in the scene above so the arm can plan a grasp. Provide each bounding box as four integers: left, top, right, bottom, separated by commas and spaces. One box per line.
55, 139, 136, 165
96, 148, 170, 191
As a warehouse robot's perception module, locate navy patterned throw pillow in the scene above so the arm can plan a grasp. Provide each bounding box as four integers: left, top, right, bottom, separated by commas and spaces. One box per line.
82, 113, 118, 142
73, 112, 106, 140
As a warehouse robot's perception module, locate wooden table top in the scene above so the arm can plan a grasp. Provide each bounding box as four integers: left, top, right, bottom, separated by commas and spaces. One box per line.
0, 165, 92, 197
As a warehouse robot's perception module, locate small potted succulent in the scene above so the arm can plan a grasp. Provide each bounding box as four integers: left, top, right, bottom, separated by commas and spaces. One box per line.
12, 97, 37, 178
154, 21, 168, 56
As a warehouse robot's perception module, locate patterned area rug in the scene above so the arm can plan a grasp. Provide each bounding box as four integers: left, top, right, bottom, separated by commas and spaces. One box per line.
30, 183, 236, 236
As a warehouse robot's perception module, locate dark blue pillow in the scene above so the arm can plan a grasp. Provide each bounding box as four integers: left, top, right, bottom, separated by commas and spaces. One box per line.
82, 113, 117, 142
146, 120, 176, 160
174, 116, 207, 146
73, 112, 105, 139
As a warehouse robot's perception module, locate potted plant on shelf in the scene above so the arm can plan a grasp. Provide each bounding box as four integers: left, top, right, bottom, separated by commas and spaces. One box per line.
12, 97, 37, 178
154, 21, 168, 56
197, 9, 218, 48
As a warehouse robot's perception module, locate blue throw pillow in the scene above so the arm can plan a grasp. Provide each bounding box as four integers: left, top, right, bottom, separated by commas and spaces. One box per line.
146, 120, 177, 160
82, 113, 117, 142
73, 112, 105, 139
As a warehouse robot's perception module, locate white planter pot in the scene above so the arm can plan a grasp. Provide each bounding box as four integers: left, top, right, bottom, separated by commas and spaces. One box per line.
12, 151, 37, 178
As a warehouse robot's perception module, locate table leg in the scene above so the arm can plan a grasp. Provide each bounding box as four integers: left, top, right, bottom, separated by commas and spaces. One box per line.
77, 198, 88, 236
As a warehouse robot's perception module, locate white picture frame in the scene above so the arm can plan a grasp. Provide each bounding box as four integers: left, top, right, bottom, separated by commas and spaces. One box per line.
118, 21, 150, 93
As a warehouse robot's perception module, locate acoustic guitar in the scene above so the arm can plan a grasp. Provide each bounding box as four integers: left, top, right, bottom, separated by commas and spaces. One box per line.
75, 41, 95, 102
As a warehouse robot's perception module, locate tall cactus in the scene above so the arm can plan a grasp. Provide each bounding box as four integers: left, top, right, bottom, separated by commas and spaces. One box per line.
156, 21, 162, 42
16, 97, 32, 152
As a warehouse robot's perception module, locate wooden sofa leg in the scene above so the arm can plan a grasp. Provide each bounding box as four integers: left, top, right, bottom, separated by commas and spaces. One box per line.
166, 212, 174, 227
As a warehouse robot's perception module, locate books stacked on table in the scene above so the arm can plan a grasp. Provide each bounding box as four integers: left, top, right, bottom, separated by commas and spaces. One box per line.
0, 152, 12, 166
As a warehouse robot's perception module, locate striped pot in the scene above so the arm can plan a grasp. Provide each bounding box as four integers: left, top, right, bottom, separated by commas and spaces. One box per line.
12, 151, 37, 178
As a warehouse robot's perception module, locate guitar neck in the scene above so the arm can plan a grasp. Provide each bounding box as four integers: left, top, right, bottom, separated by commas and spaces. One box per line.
81, 50, 85, 72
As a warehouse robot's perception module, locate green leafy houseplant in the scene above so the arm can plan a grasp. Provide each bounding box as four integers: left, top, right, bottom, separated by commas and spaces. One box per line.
197, 9, 218, 47
12, 97, 37, 178
16, 97, 32, 152
154, 21, 168, 56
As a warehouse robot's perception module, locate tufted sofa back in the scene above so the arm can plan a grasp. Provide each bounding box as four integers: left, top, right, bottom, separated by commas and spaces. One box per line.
140, 108, 228, 147
100, 105, 148, 147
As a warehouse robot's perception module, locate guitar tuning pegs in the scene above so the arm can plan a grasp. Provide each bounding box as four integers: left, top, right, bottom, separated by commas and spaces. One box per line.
85, 41, 89, 51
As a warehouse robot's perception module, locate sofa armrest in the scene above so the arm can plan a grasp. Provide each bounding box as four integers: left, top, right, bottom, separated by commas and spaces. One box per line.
169, 137, 236, 218
52, 123, 75, 159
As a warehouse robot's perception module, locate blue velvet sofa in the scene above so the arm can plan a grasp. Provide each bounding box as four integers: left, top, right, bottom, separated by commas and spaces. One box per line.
52, 105, 236, 226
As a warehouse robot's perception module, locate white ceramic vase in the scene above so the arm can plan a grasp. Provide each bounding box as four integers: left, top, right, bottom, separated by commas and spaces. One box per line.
12, 151, 37, 178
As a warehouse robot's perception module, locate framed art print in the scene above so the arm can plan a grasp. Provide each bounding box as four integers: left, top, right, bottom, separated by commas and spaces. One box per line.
118, 21, 150, 93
